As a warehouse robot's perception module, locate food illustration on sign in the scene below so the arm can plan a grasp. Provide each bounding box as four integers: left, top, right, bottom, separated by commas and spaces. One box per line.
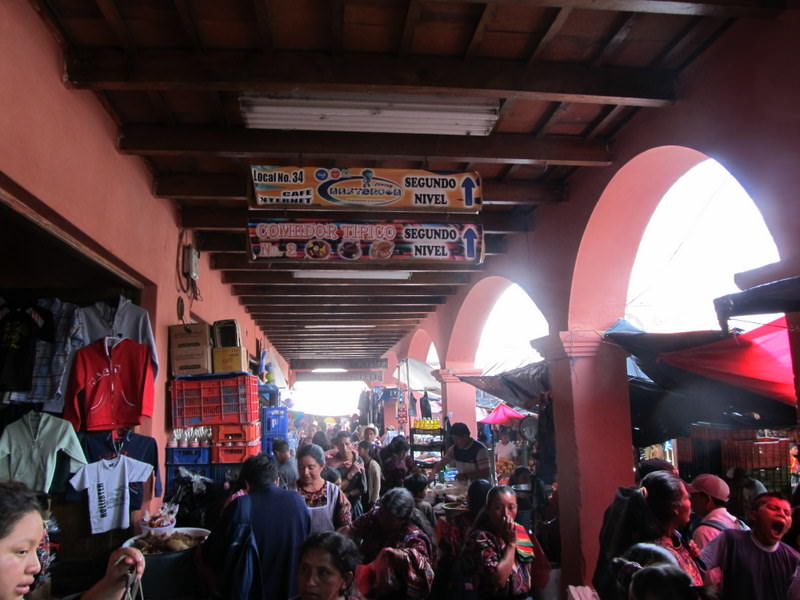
369, 240, 395, 260
305, 239, 331, 259
338, 239, 362, 260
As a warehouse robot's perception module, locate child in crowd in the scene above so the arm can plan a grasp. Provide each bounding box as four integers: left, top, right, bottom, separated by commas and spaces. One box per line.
404, 472, 436, 530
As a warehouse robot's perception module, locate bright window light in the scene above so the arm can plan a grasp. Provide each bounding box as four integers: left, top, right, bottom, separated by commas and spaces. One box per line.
291, 380, 368, 416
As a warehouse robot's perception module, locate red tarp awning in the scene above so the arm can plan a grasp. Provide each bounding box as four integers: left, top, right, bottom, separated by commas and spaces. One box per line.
479, 403, 525, 425
659, 316, 796, 405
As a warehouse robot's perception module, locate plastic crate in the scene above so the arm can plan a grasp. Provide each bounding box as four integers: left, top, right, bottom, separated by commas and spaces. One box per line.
165, 447, 210, 465
210, 463, 241, 486
212, 422, 261, 444
261, 406, 288, 436
211, 444, 261, 464
166, 464, 212, 495
171, 374, 259, 427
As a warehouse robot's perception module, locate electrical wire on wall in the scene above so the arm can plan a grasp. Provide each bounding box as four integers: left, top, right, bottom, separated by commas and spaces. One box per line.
176, 229, 202, 319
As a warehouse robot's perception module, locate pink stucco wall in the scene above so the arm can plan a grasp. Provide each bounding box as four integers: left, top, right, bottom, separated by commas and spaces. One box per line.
0, 0, 278, 476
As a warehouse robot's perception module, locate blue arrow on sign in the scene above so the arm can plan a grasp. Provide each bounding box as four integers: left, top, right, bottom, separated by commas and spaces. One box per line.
463, 227, 478, 260
461, 177, 476, 207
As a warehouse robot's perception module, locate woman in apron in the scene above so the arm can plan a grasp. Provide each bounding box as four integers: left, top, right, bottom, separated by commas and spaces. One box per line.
297, 443, 352, 534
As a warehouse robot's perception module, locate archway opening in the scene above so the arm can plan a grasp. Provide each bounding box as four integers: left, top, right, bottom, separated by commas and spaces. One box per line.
626, 158, 780, 333
474, 283, 549, 375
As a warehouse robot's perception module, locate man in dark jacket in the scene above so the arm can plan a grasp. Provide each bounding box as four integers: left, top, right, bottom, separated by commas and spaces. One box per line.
203, 453, 310, 599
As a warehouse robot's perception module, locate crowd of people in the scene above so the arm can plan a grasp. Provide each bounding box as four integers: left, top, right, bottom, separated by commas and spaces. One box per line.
4, 423, 800, 600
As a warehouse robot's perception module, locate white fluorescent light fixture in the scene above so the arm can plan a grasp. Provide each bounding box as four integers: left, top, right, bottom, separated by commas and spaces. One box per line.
312, 368, 348, 373
293, 270, 412, 280
304, 324, 377, 329
240, 92, 500, 136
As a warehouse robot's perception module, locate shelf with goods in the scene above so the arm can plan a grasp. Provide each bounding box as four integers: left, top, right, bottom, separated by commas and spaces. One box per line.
410, 419, 445, 469
167, 372, 262, 495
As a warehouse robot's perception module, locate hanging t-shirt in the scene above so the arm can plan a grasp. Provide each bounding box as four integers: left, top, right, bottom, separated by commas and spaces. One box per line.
0, 412, 86, 492
69, 455, 153, 534
0, 306, 55, 391
80, 430, 162, 510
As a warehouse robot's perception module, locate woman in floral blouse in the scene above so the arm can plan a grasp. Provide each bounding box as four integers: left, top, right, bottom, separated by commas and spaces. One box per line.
461, 485, 550, 599
297, 443, 352, 534
346, 487, 434, 599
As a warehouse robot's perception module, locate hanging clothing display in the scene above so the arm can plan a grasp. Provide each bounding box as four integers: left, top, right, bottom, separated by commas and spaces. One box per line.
69, 455, 154, 533
7, 298, 85, 412
64, 338, 154, 431
80, 430, 162, 510
76, 296, 159, 376
0, 411, 86, 492
0, 303, 55, 391
420, 392, 432, 419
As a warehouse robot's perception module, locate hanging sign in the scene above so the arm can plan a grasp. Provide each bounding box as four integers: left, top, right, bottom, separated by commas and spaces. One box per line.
248, 219, 485, 264
396, 400, 408, 426
250, 166, 482, 213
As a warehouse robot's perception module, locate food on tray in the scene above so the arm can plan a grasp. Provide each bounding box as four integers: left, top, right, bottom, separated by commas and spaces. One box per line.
305, 239, 331, 259
415, 452, 440, 465
369, 240, 395, 260
338, 239, 362, 260
132, 531, 207, 555
142, 504, 177, 529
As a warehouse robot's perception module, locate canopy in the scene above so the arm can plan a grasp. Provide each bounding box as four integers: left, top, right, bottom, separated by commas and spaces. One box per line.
715, 276, 800, 332
660, 316, 795, 405
605, 319, 796, 446
458, 361, 549, 410
393, 358, 442, 393
478, 403, 525, 425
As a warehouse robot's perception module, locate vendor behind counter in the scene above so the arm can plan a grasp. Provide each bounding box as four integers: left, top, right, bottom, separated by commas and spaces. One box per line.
431, 423, 491, 483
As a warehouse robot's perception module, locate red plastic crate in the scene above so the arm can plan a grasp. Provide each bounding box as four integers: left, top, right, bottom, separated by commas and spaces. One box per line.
213, 422, 261, 444
212, 444, 261, 464
171, 374, 259, 428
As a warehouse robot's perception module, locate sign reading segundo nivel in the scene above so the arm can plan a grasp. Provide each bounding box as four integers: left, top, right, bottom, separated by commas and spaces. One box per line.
250, 166, 482, 213
248, 220, 485, 264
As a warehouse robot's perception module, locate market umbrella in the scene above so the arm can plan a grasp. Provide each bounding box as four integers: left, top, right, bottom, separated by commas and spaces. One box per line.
714, 276, 800, 332
457, 361, 549, 411
479, 403, 525, 425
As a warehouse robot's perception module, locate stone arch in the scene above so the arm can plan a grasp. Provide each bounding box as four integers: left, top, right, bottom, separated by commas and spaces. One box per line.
446, 275, 515, 370
569, 145, 708, 330
407, 328, 435, 362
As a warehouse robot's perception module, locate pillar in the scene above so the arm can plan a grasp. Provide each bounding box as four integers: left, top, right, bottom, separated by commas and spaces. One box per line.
432, 368, 480, 434
533, 330, 633, 587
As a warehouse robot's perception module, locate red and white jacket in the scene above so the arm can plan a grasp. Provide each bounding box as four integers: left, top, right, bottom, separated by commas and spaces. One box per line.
64, 338, 154, 431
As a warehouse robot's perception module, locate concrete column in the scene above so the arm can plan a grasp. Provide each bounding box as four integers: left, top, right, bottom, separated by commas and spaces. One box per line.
533, 331, 633, 587
432, 368, 480, 433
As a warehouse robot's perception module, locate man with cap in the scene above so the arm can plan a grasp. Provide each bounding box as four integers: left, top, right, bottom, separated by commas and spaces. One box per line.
431, 422, 490, 483
689, 473, 748, 549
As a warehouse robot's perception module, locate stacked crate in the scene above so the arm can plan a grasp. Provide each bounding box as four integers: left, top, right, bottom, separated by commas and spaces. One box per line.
261, 406, 288, 456
165, 447, 211, 495
170, 373, 261, 488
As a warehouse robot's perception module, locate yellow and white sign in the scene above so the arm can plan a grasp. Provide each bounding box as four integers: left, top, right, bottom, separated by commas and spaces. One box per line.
251, 166, 482, 213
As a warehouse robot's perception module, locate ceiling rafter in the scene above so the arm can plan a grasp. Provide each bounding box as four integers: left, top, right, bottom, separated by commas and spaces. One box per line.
222, 271, 472, 285
420, 0, 782, 17
464, 3, 497, 58
213, 253, 485, 272
120, 126, 612, 167
183, 208, 529, 234
399, 0, 423, 54
232, 284, 458, 296
240, 296, 447, 306
528, 8, 572, 63
66, 51, 676, 108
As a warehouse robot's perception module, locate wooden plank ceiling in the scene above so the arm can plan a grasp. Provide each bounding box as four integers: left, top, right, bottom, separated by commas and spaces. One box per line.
33, 0, 785, 367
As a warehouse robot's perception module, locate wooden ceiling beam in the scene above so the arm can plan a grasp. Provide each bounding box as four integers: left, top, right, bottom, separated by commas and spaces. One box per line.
67, 51, 675, 108
223, 271, 471, 285
184, 208, 528, 233
255, 317, 424, 324
233, 284, 458, 296
240, 296, 445, 305
421, 0, 782, 17
120, 126, 611, 167
464, 3, 496, 59
291, 358, 388, 370
212, 253, 485, 271
196, 231, 506, 255
295, 371, 384, 382
528, 8, 572, 63
399, 0, 422, 54
247, 304, 435, 314
157, 175, 562, 205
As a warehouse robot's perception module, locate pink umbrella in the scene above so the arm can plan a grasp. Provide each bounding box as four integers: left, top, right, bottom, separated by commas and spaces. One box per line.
479, 403, 525, 425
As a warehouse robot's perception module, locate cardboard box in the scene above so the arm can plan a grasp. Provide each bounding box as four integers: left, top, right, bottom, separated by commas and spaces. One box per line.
169, 323, 212, 376
213, 346, 249, 373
